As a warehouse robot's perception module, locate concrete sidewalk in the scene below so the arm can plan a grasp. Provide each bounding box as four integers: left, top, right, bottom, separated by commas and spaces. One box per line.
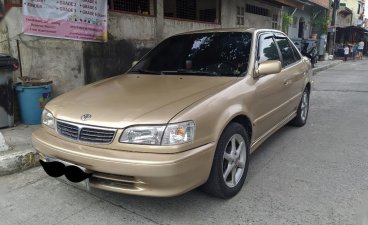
0, 59, 342, 176
312, 59, 342, 74
0, 125, 40, 175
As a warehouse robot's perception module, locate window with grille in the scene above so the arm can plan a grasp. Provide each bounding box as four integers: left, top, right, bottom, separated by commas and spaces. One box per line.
236, 6, 245, 25
245, 4, 269, 17
164, 0, 220, 23
108, 0, 155, 16
272, 14, 278, 29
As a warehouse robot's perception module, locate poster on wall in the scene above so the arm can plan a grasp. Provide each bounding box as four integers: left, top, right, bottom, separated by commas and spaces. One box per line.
22, 0, 108, 42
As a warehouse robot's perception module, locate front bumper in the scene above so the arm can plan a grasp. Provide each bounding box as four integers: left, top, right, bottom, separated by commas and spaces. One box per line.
32, 128, 215, 197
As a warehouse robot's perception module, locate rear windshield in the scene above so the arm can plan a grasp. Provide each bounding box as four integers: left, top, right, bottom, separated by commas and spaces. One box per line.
130, 32, 252, 77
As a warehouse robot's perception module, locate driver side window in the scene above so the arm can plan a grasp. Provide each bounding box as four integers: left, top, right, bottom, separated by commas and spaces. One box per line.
258, 34, 280, 64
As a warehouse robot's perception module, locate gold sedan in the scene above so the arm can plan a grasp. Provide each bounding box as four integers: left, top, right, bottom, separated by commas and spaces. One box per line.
33, 28, 312, 198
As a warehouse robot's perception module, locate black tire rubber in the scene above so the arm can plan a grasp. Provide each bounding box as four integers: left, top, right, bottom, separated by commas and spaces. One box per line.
201, 122, 250, 199
289, 88, 310, 127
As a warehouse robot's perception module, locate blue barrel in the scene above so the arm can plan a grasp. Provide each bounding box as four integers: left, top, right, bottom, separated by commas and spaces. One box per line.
15, 84, 52, 125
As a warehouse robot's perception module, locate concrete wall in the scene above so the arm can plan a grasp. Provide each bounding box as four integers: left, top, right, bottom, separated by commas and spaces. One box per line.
0, 8, 84, 96
84, 12, 157, 84
242, 0, 280, 29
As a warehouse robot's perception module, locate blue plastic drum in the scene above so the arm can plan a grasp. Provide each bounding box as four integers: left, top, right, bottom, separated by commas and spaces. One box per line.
15, 84, 52, 125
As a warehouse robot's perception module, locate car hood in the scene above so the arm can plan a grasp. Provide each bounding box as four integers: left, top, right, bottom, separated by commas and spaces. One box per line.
47, 74, 237, 128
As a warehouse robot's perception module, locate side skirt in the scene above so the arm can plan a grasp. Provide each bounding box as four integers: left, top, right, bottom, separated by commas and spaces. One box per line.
250, 111, 297, 153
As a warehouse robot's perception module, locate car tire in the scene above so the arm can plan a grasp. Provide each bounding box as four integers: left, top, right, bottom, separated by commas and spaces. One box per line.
289, 88, 310, 127
201, 122, 250, 199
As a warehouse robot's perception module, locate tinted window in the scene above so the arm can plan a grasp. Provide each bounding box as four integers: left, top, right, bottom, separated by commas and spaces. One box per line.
258, 34, 280, 64
290, 41, 301, 60
131, 32, 252, 76
275, 36, 297, 67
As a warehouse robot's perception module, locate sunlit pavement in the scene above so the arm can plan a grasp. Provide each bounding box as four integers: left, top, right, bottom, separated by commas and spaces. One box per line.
1, 60, 368, 225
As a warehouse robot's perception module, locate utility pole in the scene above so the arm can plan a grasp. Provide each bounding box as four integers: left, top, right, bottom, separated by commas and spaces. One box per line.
327, 0, 339, 56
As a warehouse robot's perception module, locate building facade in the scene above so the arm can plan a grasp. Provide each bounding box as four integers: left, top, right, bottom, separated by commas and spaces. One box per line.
284, 0, 329, 40
336, 0, 365, 27
1, 0, 305, 95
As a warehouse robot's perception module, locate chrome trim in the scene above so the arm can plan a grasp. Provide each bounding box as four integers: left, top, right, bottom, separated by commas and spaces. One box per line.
55, 119, 117, 145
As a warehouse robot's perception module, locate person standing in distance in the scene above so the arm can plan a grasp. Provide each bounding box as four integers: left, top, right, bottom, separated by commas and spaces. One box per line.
344, 45, 350, 62
358, 40, 364, 60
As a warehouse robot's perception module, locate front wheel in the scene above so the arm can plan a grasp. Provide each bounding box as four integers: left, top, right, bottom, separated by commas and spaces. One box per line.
289, 88, 310, 127
201, 122, 250, 199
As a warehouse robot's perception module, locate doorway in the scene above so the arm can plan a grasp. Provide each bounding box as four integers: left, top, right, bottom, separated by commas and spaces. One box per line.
298, 17, 305, 38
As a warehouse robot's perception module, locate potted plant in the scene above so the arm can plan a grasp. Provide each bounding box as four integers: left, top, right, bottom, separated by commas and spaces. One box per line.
310, 14, 329, 39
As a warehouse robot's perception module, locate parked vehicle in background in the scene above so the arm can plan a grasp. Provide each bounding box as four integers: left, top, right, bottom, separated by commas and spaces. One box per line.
33, 28, 313, 199
301, 39, 318, 67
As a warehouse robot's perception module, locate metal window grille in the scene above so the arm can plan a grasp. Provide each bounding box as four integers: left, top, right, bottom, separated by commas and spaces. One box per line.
236, 6, 245, 25
164, 0, 220, 23
272, 14, 278, 29
245, 4, 270, 17
109, 0, 154, 15
176, 0, 196, 20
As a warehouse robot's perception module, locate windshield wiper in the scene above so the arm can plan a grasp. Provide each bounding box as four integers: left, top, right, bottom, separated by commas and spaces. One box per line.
130, 69, 162, 75
162, 69, 217, 76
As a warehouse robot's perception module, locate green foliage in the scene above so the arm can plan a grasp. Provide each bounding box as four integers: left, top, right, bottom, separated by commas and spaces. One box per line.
311, 12, 329, 33
282, 13, 293, 33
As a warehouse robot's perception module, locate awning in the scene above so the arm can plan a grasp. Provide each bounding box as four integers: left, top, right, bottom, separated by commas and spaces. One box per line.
268, 0, 305, 10
307, 0, 329, 9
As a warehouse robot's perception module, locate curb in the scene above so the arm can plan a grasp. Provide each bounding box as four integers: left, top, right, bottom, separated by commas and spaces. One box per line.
313, 60, 342, 75
0, 146, 40, 176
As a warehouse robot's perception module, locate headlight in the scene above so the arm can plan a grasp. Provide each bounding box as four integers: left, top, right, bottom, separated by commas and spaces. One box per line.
120, 121, 195, 146
120, 125, 166, 145
42, 109, 55, 129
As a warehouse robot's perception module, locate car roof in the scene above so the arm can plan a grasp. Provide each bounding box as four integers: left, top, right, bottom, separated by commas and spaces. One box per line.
176, 28, 285, 36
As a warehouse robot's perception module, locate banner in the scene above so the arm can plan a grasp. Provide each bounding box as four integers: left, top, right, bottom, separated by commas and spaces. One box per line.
22, 0, 108, 42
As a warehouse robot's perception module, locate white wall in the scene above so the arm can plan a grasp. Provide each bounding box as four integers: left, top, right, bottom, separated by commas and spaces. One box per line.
287, 9, 312, 39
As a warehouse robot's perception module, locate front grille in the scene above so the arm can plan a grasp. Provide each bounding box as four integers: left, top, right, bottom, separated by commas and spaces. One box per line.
56, 121, 116, 144
80, 127, 116, 143
57, 122, 78, 140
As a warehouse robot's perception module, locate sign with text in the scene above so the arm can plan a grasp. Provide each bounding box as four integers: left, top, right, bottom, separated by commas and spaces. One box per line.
22, 0, 108, 42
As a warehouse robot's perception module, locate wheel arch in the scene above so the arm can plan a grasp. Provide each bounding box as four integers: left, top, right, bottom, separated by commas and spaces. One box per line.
221, 114, 253, 143
305, 82, 311, 92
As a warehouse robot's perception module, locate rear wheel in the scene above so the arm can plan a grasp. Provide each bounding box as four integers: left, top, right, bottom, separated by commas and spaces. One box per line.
202, 122, 250, 199
290, 88, 310, 127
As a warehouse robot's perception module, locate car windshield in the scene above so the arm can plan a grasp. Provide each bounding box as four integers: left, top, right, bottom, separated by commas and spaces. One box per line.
129, 32, 252, 76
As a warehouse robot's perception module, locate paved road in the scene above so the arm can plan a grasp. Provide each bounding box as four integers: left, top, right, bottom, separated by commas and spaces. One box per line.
1, 60, 368, 225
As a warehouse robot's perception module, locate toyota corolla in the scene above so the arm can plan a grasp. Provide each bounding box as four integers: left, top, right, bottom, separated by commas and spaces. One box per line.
32, 28, 312, 198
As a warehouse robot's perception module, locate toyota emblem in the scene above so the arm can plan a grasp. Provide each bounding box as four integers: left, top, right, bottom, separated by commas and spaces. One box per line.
81, 114, 92, 121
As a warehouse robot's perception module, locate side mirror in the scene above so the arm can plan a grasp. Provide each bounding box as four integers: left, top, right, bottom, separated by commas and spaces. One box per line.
132, 61, 139, 67
254, 60, 282, 78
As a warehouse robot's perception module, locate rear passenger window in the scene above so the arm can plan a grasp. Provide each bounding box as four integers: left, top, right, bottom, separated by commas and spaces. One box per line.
275, 36, 297, 67
258, 34, 280, 64
290, 41, 301, 60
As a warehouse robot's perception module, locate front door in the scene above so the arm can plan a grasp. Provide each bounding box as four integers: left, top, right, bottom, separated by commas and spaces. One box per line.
251, 33, 291, 140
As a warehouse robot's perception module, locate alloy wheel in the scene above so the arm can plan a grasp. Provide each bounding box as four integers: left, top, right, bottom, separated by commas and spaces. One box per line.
222, 134, 247, 188
300, 91, 309, 122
